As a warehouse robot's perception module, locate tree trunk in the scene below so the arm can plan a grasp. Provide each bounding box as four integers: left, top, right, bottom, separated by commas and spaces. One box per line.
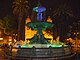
18, 17, 22, 41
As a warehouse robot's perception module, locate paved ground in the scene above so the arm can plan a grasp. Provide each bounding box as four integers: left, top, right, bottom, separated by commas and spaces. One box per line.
0, 48, 9, 60
0, 48, 5, 59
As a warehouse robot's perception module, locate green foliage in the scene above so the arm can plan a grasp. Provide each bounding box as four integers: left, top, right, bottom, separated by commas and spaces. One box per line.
0, 19, 3, 28
0, 16, 18, 35
3, 17, 9, 29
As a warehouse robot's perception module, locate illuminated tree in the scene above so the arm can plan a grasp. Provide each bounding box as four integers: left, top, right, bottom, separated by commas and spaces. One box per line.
12, 0, 29, 40
0, 16, 17, 35
0, 17, 10, 35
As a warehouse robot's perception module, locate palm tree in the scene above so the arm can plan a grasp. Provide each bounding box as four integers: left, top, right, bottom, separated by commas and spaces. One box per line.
52, 4, 74, 41
53, 4, 74, 17
12, 0, 30, 41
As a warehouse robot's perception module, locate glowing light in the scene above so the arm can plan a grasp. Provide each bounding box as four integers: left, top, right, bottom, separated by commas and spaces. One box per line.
77, 32, 79, 34
8, 36, 12, 42
25, 18, 37, 41
74, 32, 76, 35
25, 27, 37, 40
0, 30, 2, 37
9, 39, 12, 42
12, 48, 18, 52
0, 38, 3, 40
67, 39, 69, 41
25, 16, 31, 24
47, 16, 52, 23
42, 31, 53, 39
8, 42, 12, 45
20, 44, 68, 48
14, 39, 17, 42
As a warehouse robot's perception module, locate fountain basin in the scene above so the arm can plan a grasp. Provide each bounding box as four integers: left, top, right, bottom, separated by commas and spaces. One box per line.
14, 44, 68, 48
21, 44, 68, 48
13, 44, 72, 58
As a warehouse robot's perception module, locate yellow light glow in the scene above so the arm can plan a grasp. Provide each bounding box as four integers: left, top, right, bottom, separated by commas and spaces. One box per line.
0, 30, 1, 34
9, 39, 12, 41
12, 48, 18, 52
0, 38, 3, 40
25, 16, 31, 24
77, 32, 79, 34
46, 16, 52, 23
25, 17, 37, 42
14, 39, 17, 42
67, 39, 69, 41
22, 40, 30, 46
25, 26, 37, 40
8, 42, 12, 45
25, 17, 54, 43
74, 32, 76, 35
42, 31, 53, 39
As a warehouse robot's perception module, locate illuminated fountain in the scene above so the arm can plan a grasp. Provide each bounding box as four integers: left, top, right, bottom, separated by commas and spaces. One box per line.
13, 3, 75, 60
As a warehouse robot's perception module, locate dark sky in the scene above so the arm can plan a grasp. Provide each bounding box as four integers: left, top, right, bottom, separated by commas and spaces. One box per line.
0, 0, 13, 18
0, 0, 80, 18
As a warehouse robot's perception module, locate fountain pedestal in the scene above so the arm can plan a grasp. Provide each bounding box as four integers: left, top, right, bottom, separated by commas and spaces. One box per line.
26, 22, 53, 44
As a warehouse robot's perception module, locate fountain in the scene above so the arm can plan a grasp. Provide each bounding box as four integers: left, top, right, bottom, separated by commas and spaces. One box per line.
13, 3, 75, 60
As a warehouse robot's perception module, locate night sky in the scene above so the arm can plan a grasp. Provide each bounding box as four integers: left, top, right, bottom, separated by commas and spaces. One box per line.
0, 0, 80, 19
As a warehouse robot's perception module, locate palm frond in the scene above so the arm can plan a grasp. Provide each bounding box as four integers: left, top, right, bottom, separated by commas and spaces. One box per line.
13, 0, 29, 16
52, 4, 74, 17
